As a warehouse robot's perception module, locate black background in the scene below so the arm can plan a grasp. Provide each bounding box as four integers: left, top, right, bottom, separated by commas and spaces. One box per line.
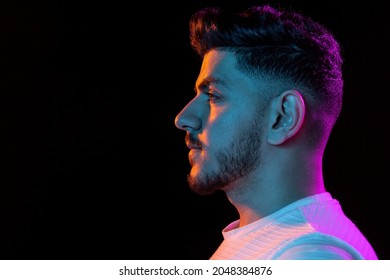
0, 0, 389, 260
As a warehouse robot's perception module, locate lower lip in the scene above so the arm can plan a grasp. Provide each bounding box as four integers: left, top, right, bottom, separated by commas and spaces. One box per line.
189, 149, 200, 160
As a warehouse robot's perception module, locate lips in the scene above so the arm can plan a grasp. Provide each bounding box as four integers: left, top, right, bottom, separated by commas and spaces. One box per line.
185, 134, 202, 150
188, 146, 201, 165
186, 142, 201, 150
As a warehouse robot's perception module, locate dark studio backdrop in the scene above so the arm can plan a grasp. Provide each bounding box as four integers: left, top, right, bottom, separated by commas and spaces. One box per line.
0, 0, 388, 260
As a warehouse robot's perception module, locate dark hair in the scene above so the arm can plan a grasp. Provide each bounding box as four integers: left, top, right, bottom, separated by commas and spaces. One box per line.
189, 5, 344, 145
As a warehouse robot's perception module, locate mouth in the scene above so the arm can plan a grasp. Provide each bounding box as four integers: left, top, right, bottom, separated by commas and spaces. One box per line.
186, 142, 201, 150
188, 147, 201, 165
185, 134, 202, 150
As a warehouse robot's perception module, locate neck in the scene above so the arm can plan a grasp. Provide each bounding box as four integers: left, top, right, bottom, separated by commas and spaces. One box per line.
224, 151, 325, 227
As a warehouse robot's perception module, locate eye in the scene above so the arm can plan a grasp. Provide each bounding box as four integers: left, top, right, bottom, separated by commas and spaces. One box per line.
207, 92, 220, 102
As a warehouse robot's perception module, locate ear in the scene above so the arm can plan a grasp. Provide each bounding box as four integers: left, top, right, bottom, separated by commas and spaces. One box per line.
267, 90, 305, 145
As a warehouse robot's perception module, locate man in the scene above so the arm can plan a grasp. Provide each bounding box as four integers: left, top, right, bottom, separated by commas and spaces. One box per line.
174, 4, 378, 259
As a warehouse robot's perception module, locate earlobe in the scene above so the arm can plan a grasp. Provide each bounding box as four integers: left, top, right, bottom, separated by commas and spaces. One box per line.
267, 90, 305, 145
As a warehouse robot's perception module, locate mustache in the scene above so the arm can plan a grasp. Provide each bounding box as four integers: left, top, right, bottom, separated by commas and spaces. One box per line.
185, 133, 202, 149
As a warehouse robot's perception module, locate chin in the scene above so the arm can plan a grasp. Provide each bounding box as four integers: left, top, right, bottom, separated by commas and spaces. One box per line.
187, 171, 219, 195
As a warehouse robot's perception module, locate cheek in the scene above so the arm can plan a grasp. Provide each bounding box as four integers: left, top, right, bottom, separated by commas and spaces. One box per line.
203, 105, 256, 145
203, 116, 242, 148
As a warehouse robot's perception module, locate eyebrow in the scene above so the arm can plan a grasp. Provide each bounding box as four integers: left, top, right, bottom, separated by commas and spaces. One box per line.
194, 76, 227, 93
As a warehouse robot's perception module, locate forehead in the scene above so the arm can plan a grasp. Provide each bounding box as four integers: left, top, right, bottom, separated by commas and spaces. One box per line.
201, 49, 237, 73
196, 50, 252, 90
195, 50, 277, 103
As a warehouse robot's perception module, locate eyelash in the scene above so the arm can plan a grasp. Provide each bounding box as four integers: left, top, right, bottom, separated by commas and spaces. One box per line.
207, 92, 219, 102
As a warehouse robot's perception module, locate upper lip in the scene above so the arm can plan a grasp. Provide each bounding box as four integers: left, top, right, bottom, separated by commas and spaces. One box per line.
185, 133, 202, 150
186, 141, 201, 150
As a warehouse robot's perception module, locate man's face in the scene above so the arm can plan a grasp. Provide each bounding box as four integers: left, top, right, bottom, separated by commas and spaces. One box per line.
175, 50, 266, 195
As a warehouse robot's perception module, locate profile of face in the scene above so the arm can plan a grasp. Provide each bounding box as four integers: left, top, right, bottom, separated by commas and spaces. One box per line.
175, 50, 266, 195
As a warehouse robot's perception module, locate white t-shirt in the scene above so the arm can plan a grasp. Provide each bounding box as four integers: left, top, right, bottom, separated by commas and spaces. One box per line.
210, 192, 378, 260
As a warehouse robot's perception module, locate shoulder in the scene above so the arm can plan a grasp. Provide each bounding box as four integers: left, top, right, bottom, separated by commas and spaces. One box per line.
273, 233, 366, 260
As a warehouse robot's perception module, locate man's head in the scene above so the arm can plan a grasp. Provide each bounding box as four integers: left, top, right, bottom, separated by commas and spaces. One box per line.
175, 5, 343, 195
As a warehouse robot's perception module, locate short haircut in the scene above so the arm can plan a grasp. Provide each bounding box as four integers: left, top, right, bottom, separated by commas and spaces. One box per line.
189, 5, 344, 147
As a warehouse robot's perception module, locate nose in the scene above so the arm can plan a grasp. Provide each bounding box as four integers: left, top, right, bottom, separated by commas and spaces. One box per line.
174, 100, 202, 132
